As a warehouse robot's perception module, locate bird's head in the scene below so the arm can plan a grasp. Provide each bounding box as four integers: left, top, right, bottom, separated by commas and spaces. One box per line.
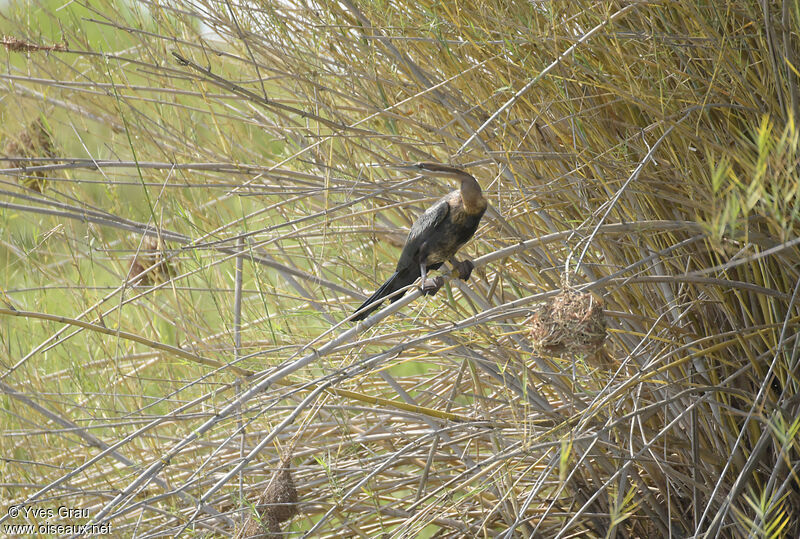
390, 162, 473, 180
391, 161, 485, 212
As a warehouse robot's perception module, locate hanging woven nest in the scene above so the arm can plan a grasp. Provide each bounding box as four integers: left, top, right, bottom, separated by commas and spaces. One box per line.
127, 236, 177, 286
235, 454, 299, 538
530, 288, 606, 356
4, 118, 55, 193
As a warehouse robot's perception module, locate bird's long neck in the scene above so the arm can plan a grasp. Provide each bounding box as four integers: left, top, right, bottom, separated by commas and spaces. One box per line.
459, 174, 486, 214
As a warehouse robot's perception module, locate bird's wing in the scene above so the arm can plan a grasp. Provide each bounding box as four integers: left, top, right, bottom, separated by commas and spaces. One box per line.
396, 195, 451, 270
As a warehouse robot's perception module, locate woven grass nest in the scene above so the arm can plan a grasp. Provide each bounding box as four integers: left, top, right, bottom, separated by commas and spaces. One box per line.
127, 237, 176, 286
235, 455, 299, 538
530, 288, 607, 356
4, 118, 55, 193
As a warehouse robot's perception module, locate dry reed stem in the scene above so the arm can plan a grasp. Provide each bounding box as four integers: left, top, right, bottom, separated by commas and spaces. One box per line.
0, 0, 798, 537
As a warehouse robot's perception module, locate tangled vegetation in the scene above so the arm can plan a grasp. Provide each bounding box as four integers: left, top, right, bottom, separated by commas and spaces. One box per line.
1, 0, 799, 536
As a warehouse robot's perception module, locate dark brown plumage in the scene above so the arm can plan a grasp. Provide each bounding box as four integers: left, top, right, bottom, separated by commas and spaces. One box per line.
353, 163, 487, 321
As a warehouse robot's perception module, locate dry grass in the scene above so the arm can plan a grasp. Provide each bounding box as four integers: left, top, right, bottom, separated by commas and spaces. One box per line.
1, 0, 799, 537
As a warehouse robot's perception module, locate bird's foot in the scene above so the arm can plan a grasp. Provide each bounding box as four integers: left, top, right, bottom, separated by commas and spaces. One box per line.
421, 276, 444, 296
453, 259, 475, 281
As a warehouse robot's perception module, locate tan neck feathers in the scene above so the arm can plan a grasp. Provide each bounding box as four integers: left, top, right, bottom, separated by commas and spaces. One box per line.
460, 174, 485, 214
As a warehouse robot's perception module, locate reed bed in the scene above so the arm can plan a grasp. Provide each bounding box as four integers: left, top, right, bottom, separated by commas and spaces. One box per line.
1, 0, 799, 536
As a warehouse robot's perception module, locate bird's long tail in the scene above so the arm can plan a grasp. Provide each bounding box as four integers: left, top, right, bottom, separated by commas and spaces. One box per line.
352, 267, 417, 321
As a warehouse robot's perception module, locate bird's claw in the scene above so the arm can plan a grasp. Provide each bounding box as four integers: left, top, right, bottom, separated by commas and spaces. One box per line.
421, 276, 444, 296
453, 259, 474, 281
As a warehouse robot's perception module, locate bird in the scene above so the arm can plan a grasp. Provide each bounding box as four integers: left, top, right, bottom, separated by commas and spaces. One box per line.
352, 162, 487, 321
